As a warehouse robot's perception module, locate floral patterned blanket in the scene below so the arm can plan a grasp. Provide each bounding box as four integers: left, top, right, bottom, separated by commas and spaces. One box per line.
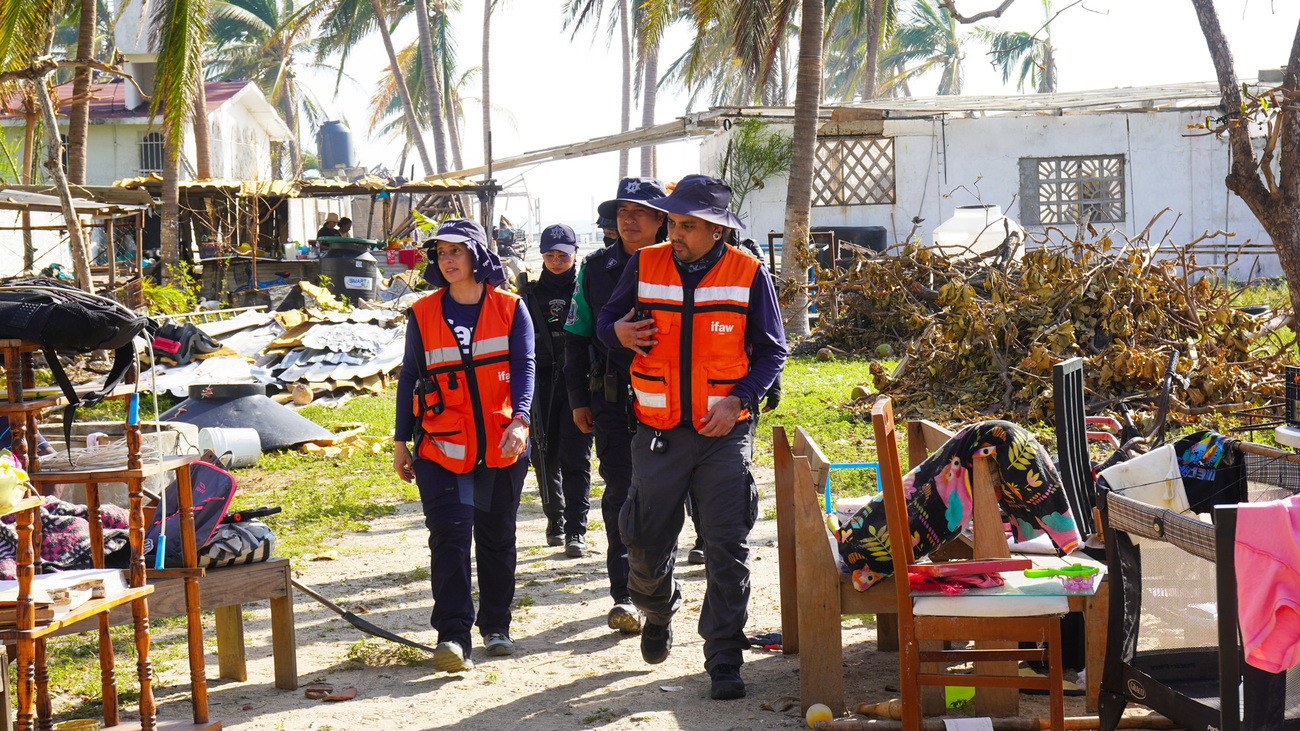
838, 421, 1081, 591
0, 496, 131, 580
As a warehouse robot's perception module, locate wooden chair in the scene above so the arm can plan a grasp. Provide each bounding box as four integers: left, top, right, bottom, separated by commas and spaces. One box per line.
773, 420, 964, 715
873, 396, 1067, 731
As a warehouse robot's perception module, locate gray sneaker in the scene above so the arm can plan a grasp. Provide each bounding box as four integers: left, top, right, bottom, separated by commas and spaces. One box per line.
565, 534, 587, 558
431, 641, 473, 672
607, 603, 643, 634
483, 632, 515, 657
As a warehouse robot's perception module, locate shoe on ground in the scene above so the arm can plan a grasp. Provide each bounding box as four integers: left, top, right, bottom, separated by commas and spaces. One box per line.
565, 534, 587, 558
607, 602, 643, 634
641, 620, 672, 664
709, 664, 745, 700
688, 538, 705, 565
546, 518, 564, 547
483, 632, 515, 657
431, 641, 474, 672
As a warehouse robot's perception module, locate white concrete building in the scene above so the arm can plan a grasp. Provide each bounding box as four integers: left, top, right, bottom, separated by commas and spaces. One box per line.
699, 82, 1278, 280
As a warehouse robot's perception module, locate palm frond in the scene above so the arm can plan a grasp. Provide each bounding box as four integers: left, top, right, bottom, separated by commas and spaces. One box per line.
148, 0, 209, 151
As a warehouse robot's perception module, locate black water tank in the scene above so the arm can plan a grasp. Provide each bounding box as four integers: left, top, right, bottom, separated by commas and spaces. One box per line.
320, 242, 379, 301
317, 120, 354, 171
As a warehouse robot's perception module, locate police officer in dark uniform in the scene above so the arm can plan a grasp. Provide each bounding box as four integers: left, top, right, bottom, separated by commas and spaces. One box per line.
523, 224, 594, 556
564, 177, 668, 635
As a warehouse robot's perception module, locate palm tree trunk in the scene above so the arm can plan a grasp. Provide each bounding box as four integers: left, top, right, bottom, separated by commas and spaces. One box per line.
617, 0, 631, 179
415, 0, 448, 174
192, 66, 212, 180
67, 0, 96, 185
781, 0, 824, 339
440, 10, 464, 171
161, 134, 181, 283
34, 77, 92, 291
482, 0, 492, 173
1041, 42, 1056, 93
371, 0, 434, 176
281, 91, 301, 177
639, 42, 658, 177
861, 0, 885, 100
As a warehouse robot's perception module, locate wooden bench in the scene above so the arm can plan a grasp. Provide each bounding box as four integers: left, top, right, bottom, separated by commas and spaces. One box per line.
56, 559, 298, 691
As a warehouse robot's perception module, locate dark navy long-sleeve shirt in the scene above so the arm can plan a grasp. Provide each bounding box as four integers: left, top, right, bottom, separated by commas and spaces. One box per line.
563, 241, 637, 409
394, 292, 535, 443
595, 242, 786, 414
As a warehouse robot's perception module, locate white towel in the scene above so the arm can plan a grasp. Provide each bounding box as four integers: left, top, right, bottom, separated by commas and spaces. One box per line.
943, 718, 994, 731
1099, 444, 1189, 545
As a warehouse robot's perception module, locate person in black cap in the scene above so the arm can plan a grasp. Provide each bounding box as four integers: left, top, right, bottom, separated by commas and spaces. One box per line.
392, 217, 535, 672
597, 175, 786, 700
563, 176, 668, 636
522, 224, 594, 556
596, 216, 618, 248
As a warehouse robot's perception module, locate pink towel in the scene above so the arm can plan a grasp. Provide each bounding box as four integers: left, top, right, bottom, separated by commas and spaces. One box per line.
1236, 494, 1300, 673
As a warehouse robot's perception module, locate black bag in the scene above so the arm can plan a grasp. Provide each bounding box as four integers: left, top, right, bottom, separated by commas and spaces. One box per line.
0, 278, 156, 458
144, 460, 238, 568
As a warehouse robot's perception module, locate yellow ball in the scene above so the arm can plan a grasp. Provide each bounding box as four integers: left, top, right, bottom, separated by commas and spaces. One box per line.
805, 702, 833, 728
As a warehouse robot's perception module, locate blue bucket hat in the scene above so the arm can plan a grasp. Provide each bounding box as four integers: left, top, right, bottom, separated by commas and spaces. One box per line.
645, 175, 745, 231
596, 177, 669, 220
539, 224, 578, 255
422, 218, 507, 288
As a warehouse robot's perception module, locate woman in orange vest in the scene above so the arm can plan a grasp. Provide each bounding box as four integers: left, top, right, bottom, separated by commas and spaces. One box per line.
392, 218, 535, 672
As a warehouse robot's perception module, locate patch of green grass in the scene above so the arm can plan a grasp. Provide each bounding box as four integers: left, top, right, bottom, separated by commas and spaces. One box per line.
582, 706, 617, 723
403, 566, 430, 584
345, 638, 428, 666
229, 397, 416, 558
513, 596, 535, 609
755, 354, 887, 501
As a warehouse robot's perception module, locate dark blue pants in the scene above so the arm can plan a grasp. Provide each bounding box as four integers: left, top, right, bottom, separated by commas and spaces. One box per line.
415, 457, 526, 653
591, 393, 634, 603
620, 419, 758, 672
531, 384, 594, 537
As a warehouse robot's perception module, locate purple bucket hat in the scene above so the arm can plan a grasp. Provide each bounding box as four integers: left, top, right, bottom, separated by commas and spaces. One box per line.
422, 218, 507, 288
645, 175, 745, 231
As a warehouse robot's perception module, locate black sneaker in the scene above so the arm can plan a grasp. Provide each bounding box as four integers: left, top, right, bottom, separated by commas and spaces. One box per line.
565, 534, 587, 558
709, 664, 745, 700
688, 537, 705, 565
641, 620, 672, 664
546, 518, 563, 547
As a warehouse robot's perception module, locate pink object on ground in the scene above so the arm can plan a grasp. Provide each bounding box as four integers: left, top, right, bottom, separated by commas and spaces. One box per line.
1236, 494, 1300, 672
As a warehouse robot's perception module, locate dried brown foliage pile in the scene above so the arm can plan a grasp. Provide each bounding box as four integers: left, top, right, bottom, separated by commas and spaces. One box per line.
814, 233, 1296, 426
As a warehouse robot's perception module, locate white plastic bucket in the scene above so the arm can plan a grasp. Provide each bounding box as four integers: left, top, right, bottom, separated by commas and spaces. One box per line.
198, 427, 262, 468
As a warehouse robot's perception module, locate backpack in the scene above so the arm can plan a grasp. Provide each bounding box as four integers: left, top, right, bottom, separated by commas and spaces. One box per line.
144, 460, 237, 568
198, 519, 275, 568
0, 277, 156, 456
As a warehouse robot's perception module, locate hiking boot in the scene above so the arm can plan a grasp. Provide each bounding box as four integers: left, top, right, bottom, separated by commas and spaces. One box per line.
431, 641, 473, 672
641, 620, 672, 664
483, 632, 515, 657
688, 538, 705, 565
565, 534, 587, 558
607, 602, 643, 634
709, 664, 745, 700
546, 518, 564, 547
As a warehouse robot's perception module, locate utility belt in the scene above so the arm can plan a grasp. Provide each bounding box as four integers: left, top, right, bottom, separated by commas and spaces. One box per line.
588, 355, 629, 406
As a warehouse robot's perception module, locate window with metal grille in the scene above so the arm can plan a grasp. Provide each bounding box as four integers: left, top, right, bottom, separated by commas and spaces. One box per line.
1020, 155, 1125, 226
139, 132, 165, 173
812, 136, 895, 206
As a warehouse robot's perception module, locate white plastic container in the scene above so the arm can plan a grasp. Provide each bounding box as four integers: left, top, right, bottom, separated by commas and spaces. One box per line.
283, 242, 297, 260
932, 205, 1024, 259
198, 427, 262, 468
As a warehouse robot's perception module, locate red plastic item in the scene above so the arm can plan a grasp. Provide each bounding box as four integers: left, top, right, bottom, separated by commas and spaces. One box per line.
398, 249, 425, 270
908, 558, 1032, 577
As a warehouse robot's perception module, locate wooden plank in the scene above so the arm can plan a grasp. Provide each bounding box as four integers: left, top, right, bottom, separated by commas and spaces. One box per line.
772, 426, 800, 655
1083, 576, 1108, 712
792, 427, 831, 510
792, 455, 844, 715
269, 570, 298, 690
214, 606, 247, 682
969, 453, 1017, 716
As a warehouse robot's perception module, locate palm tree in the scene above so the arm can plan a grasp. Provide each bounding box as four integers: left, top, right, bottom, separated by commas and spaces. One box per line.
878, 0, 967, 96
563, 0, 633, 179
659, 16, 793, 108
413, 0, 449, 173
823, 0, 899, 100
67, 0, 97, 184
149, 0, 211, 280
481, 0, 491, 172
972, 0, 1056, 93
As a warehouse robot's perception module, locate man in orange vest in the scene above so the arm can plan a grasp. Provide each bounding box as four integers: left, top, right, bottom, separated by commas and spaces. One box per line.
596, 175, 786, 700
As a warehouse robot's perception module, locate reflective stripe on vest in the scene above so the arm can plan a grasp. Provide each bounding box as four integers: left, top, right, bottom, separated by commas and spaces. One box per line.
410, 286, 520, 473
630, 243, 759, 431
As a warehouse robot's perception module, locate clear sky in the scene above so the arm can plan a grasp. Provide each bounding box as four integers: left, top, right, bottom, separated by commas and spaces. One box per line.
300, 0, 1300, 241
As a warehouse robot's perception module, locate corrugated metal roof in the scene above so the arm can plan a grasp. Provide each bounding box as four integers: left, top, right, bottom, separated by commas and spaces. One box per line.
114, 175, 491, 198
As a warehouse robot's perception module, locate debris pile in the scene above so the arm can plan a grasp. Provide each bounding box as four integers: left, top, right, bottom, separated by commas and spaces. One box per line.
815, 235, 1295, 425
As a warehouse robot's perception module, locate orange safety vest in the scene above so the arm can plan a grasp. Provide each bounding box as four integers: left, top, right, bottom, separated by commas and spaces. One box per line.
630, 243, 759, 430
410, 286, 520, 473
